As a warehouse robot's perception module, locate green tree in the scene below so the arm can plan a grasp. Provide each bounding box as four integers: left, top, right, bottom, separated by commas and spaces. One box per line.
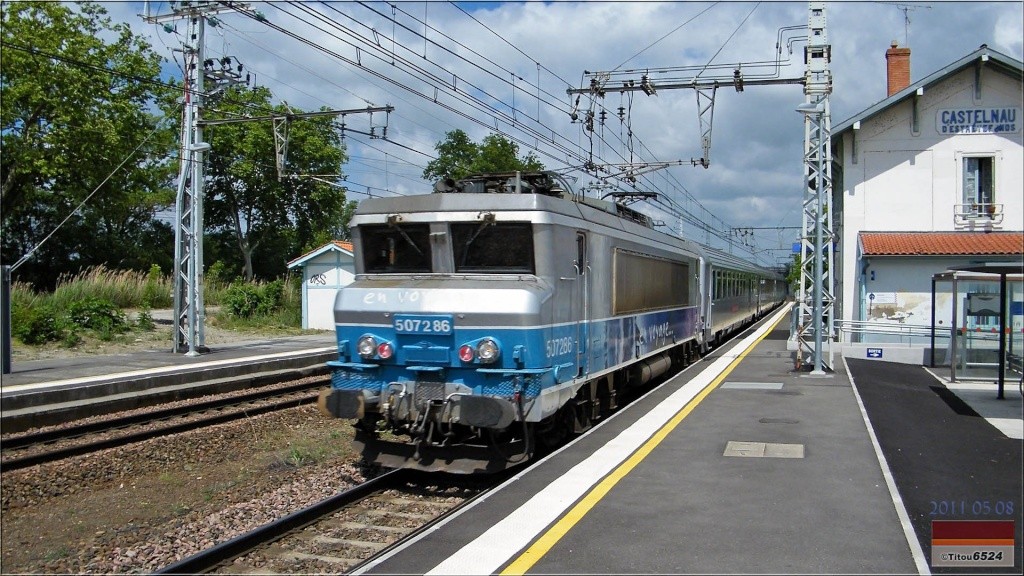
203, 85, 349, 281
470, 133, 543, 175
785, 251, 802, 289
1, 1, 177, 288
422, 129, 476, 182
422, 129, 544, 182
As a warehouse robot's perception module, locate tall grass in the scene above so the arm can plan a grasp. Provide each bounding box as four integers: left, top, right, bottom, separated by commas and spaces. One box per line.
19, 264, 239, 310
47, 265, 173, 309
8, 280, 45, 313
10, 265, 306, 347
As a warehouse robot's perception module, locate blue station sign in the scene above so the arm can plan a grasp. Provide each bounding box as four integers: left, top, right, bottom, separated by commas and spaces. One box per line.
936, 107, 1021, 134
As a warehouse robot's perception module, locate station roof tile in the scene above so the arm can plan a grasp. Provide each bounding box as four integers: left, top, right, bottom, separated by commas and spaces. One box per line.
859, 232, 1023, 256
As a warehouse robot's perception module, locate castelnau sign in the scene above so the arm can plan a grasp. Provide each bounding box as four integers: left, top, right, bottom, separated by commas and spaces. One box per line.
937, 107, 1021, 134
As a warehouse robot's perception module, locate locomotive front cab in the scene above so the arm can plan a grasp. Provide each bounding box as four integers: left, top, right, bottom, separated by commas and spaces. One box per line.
319, 177, 580, 471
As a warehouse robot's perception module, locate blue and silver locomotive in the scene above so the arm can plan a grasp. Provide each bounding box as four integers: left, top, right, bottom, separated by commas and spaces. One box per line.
319, 171, 783, 473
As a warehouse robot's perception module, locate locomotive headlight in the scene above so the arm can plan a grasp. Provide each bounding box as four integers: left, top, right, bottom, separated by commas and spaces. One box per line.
377, 341, 394, 359
357, 336, 377, 359
476, 338, 500, 363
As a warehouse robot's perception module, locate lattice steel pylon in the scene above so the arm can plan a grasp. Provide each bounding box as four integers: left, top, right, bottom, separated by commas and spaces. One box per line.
145, 2, 248, 354
792, 2, 835, 372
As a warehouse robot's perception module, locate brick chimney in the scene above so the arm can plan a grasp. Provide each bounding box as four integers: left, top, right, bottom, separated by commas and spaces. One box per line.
885, 41, 911, 97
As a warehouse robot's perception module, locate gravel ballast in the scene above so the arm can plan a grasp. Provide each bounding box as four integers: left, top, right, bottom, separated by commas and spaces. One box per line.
1, 394, 369, 573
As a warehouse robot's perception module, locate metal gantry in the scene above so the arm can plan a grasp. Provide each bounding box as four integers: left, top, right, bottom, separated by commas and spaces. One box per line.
567, 2, 835, 369
793, 2, 835, 373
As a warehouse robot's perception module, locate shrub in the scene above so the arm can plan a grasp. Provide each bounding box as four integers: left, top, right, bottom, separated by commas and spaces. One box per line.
66, 298, 130, 341
223, 283, 265, 319
136, 309, 155, 331
259, 280, 284, 316
206, 260, 228, 287
10, 278, 138, 346
222, 280, 289, 319
12, 304, 69, 345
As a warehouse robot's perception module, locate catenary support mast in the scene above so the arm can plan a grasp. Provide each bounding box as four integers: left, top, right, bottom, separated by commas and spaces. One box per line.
793, 2, 835, 372
144, 1, 248, 355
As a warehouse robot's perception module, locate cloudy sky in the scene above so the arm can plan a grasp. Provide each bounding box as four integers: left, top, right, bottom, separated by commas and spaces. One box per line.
106, 1, 1023, 267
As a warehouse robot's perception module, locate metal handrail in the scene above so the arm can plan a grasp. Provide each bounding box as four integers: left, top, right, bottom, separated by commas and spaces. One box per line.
835, 319, 936, 341
836, 319, 1011, 345
954, 202, 1004, 225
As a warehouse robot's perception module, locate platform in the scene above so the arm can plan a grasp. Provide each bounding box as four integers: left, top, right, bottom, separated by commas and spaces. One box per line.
356, 305, 1022, 575
0, 332, 336, 433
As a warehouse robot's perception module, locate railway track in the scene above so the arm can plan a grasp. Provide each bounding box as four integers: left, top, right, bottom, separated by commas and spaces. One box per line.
156, 468, 502, 574
0, 379, 328, 471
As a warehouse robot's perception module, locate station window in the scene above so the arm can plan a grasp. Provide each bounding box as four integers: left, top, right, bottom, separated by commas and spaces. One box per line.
963, 156, 995, 214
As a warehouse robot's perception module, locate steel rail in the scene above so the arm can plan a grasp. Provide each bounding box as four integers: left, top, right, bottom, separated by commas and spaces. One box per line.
2, 380, 327, 450
1, 381, 326, 471
155, 469, 413, 574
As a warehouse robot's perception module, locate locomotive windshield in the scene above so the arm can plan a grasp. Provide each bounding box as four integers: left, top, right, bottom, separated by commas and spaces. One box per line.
451, 222, 534, 273
362, 224, 432, 273
359, 221, 535, 274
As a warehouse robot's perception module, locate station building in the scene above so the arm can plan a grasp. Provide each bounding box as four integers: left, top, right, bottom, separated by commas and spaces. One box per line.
831, 43, 1023, 370
286, 240, 354, 330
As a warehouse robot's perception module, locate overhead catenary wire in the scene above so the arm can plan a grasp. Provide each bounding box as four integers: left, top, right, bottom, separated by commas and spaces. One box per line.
214, 1, 745, 245
209, 17, 464, 170
234, 4, 588, 173
160, 2, 764, 256
5, 32, 431, 201
207, 1, 671, 203
275, 2, 590, 168
0, 40, 278, 118
304, 0, 674, 183
694, 2, 762, 81
610, 2, 722, 72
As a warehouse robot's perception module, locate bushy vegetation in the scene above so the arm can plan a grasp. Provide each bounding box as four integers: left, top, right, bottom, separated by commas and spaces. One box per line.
9, 266, 164, 347
9, 265, 304, 348
214, 276, 303, 332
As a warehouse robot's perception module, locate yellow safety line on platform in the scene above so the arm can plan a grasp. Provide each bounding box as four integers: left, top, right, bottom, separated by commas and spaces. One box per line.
501, 309, 790, 575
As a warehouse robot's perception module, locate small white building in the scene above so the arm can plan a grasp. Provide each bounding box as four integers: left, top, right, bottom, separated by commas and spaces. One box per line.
286, 241, 355, 330
831, 43, 1023, 350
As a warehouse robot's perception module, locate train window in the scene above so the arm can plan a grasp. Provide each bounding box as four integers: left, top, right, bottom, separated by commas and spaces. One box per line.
613, 249, 690, 314
361, 224, 432, 273
576, 233, 586, 276
451, 222, 535, 273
